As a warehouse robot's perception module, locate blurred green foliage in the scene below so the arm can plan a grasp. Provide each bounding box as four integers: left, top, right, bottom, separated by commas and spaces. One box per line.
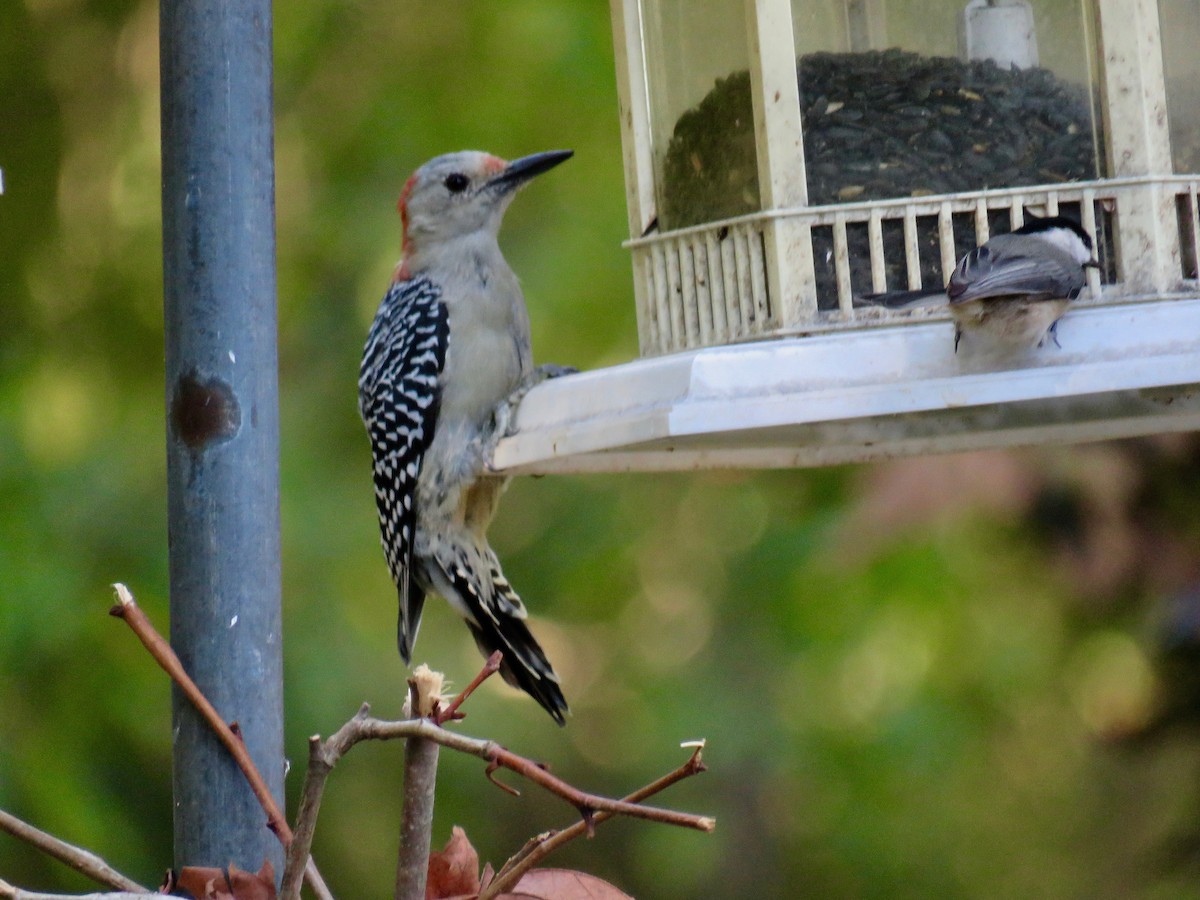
3, 1, 1200, 898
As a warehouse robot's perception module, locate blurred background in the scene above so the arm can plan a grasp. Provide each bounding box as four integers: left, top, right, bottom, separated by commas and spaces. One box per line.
4, 1, 1200, 897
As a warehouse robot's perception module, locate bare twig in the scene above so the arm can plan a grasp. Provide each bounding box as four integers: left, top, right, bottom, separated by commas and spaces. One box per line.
395, 668, 443, 900
280, 703, 377, 900
484, 740, 712, 831
0, 880, 149, 900
394, 736, 439, 900
280, 702, 715, 898
109, 584, 288, 837
434, 650, 502, 725
278, 735, 333, 899
0, 811, 147, 894
279, 734, 334, 898
301, 857, 332, 899
109, 584, 333, 900
480, 742, 709, 899
334, 713, 711, 829
284, 653, 487, 900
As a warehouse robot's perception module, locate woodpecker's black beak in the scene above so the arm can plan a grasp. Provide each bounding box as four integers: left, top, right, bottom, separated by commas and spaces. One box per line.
489, 150, 573, 192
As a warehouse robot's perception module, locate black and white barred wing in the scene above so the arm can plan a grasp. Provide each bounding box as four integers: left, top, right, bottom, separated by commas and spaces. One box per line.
359, 276, 449, 662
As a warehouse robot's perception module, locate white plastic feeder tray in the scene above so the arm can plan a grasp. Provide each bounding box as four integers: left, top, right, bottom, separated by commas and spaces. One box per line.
494, 294, 1200, 475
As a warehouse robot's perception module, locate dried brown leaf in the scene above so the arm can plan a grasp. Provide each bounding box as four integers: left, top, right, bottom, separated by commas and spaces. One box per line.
505, 868, 633, 899
426, 825, 481, 899
227, 863, 276, 900
173, 866, 226, 898
173, 861, 276, 900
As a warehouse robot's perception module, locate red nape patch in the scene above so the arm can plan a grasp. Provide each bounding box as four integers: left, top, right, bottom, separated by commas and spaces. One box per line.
397, 171, 419, 225
392, 259, 412, 283
395, 171, 419, 274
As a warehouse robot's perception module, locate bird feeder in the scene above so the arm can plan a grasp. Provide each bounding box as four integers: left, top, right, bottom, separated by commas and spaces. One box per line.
493, 0, 1200, 474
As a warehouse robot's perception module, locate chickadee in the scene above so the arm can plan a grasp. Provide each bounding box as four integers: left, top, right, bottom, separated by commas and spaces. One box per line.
861, 215, 1101, 352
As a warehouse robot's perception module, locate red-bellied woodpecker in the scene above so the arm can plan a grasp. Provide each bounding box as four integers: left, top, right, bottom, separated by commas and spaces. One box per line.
359, 149, 573, 724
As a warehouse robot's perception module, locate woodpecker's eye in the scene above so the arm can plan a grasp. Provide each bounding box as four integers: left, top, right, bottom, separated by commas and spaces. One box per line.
443, 173, 470, 193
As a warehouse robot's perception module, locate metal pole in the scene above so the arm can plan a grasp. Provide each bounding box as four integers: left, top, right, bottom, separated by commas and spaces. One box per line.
160, 0, 283, 874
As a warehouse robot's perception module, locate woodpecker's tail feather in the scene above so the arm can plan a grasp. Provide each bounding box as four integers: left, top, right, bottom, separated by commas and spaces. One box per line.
858, 288, 946, 309
396, 575, 427, 665
466, 618, 569, 726
476, 558, 568, 725
427, 551, 569, 725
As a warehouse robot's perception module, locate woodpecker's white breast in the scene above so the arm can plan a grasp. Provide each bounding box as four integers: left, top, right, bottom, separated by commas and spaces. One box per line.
431, 233, 533, 427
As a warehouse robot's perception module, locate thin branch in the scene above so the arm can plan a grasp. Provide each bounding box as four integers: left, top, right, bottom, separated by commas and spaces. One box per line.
0, 811, 147, 894
0, 880, 149, 900
360, 714, 711, 829
301, 858, 332, 900
109, 584, 288, 837
483, 740, 712, 831
434, 650, 502, 725
283, 656, 712, 898
480, 742, 709, 899
395, 668, 443, 900
279, 734, 333, 900
280, 703, 714, 897
394, 737, 439, 900
285, 653, 485, 900
109, 584, 334, 900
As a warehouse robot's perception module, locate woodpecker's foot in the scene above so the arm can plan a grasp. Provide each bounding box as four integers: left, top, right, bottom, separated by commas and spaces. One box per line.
491, 364, 578, 441
484, 393, 529, 471
533, 363, 579, 382
489, 398, 519, 447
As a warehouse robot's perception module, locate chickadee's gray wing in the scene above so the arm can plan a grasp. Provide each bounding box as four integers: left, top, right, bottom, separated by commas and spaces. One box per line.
947, 245, 1084, 304
857, 287, 946, 309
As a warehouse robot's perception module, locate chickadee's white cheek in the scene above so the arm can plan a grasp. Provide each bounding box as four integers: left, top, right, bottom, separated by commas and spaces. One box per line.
1038, 228, 1090, 263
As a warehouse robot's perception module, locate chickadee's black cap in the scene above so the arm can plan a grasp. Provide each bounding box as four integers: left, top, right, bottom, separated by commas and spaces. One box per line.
1015, 214, 1094, 250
